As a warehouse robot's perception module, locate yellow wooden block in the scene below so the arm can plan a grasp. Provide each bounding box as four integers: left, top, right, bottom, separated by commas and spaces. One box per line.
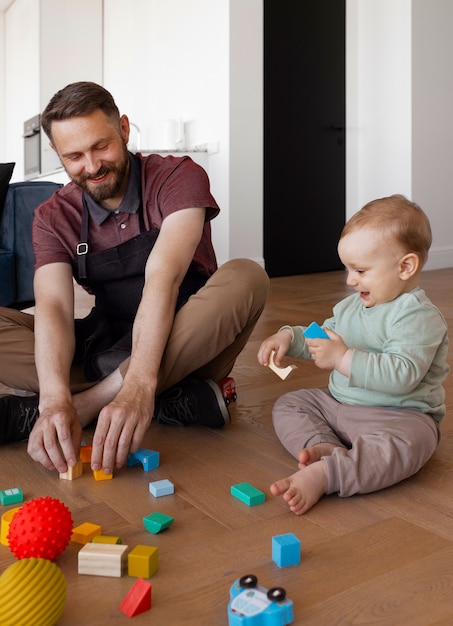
71, 522, 103, 544
78, 542, 129, 577
92, 535, 122, 545
128, 544, 159, 578
60, 458, 83, 480
0, 507, 22, 547
93, 469, 113, 481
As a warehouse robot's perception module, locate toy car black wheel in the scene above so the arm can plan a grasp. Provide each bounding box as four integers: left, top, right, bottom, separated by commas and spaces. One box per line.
224, 397, 230, 405
239, 574, 258, 589
232, 392, 237, 401
267, 587, 286, 602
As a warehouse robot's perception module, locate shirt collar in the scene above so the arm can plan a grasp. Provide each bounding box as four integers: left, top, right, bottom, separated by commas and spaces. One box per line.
83, 152, 141, 225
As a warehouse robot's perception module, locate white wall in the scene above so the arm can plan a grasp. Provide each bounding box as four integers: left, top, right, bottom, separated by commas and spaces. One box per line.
346, 0, 412, 215
347, 0, 453, 270
2, 0, 453, 270
412, 0, 453, 269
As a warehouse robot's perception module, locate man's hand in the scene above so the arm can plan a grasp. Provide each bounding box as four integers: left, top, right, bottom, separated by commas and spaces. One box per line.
90, 383, 154, 475
27, 399, 82, 473
306, 328, 352, 375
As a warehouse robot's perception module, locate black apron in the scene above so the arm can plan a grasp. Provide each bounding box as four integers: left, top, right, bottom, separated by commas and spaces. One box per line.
72, 194, 207, 382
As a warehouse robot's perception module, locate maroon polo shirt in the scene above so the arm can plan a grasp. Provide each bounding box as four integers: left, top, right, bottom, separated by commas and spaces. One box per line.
32, 153, 219, 285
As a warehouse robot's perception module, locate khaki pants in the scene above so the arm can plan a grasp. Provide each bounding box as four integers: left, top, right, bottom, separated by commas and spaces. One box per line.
0, 259, 269, 396
272, 388, 440, 497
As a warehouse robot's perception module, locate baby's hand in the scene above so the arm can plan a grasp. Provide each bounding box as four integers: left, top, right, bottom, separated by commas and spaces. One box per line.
306, 328, 351, 374
257, 329, 292, 367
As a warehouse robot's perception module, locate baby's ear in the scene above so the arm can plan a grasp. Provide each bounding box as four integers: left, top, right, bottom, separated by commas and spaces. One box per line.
400, 252, 419, 280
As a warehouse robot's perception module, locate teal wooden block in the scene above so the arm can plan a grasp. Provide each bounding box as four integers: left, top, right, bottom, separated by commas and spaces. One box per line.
0, 487, 24, 506
143, 512, 174, 534
231, 482, 265, 506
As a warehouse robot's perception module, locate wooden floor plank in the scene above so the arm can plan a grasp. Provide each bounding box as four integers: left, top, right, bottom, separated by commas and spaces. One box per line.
1, 267, 452, 625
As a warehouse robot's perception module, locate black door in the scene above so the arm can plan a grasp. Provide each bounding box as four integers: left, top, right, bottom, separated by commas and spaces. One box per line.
264, 0, 345, 277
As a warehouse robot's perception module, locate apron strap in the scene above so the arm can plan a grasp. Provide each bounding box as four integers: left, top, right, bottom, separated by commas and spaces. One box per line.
77, 196, 90, 281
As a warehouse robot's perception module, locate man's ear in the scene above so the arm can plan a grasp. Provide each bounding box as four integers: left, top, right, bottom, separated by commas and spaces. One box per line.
119, 114, 130, 144
399, 252, 419, 280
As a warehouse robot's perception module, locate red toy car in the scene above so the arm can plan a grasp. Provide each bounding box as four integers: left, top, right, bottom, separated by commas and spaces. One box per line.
219, 377, 237, 405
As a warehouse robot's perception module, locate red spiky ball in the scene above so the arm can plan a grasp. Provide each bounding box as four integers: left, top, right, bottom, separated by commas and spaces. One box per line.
7, 496, 73, 561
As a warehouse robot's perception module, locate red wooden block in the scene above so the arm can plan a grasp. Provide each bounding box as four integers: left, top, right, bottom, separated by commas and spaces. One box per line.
119, 578, 152, 617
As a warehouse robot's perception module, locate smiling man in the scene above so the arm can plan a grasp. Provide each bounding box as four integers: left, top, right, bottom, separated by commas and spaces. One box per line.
0, 82, 269, 475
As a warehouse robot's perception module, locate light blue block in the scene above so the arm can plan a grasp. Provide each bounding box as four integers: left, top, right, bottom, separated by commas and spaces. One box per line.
272, 533, 301, 567
149, 479, 174, 497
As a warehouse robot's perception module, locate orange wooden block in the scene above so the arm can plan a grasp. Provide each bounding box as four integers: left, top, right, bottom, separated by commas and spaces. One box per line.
79, 445, 92, 463
119, 578, 152, 617
71, 522, 103, 544
93, 469, 113, 481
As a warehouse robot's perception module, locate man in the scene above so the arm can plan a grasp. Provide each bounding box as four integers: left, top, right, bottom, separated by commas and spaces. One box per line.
0, 82, 269, 476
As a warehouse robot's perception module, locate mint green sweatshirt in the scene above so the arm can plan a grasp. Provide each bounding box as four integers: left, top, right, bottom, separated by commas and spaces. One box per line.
283, 287, 449, 421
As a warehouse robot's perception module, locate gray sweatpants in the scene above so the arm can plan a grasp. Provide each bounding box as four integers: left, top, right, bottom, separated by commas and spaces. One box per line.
272, 388, 440, 497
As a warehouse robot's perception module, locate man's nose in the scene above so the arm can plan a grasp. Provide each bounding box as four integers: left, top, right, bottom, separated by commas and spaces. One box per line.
84, 153, 102, 175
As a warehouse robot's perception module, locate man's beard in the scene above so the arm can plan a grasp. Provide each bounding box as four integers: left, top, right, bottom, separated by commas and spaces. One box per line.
71, 146, 129, 203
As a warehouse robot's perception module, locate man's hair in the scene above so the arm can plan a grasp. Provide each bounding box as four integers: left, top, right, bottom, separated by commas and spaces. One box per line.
41, 82, 120, 141
340, 194, 432, 267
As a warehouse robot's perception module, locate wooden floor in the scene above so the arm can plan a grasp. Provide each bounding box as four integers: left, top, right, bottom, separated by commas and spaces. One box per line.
1, 268, 452, 625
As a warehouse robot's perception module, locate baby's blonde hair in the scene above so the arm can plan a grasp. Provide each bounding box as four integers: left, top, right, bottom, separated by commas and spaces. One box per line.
341, 194, 432, 268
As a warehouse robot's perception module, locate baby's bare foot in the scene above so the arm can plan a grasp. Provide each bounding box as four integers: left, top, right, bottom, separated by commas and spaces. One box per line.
270, 460, 328, 515
298, 443, 340, 468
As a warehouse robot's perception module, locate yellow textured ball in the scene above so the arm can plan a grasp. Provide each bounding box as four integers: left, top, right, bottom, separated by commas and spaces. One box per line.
0, 558, 66, 626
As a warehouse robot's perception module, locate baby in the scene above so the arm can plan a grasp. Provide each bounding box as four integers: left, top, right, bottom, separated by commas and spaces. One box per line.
258, 195, 449, 515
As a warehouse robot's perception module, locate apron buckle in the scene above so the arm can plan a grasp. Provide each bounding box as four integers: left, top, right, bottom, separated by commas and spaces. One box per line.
77, 242, 89, 255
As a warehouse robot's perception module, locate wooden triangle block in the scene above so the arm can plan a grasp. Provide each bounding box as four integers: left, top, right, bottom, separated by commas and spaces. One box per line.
119, 578, 152, 617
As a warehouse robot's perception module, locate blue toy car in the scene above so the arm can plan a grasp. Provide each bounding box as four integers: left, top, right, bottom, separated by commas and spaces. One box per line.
228, 574, 294, 626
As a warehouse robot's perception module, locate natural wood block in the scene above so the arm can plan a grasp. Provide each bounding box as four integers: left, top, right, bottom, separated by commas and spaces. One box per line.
60, 458, 83, 480
78, 542, 129, 577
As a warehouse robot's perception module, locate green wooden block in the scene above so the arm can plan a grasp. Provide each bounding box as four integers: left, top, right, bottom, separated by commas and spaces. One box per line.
231, 482, 265, 506
0, 487, 24, 506
143, 511, 174, 534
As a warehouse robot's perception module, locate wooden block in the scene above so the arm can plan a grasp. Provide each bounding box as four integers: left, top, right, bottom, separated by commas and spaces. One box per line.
143, 512, 174, 534
78, 542, 129, 577
268, 350, 297, 380
128, 545, 159, 578
0, 487, 24, 506
127, 448, 160, 472
119, 578, 152, 617
93, 469, 113, 481
231, 482, 266, 506
71, 522, 103, 544
92, 535, 122, 545
79, 445, 93, 463
60, 458, 83, 480
149, 479, 174, 497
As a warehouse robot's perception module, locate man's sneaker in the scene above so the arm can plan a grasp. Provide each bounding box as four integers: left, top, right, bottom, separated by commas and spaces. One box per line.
155, 379, 231, 428
0, 394, 40, 444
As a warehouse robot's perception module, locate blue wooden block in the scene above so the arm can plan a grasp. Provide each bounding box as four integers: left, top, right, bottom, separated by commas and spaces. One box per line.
127, 448, 160, 472
272, 533, 301, 567
0, 487, 24, 506
143, 512, 174, 534
231, 482, 265, 506
303, 321, 330, 339
149, 479, 174, 497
